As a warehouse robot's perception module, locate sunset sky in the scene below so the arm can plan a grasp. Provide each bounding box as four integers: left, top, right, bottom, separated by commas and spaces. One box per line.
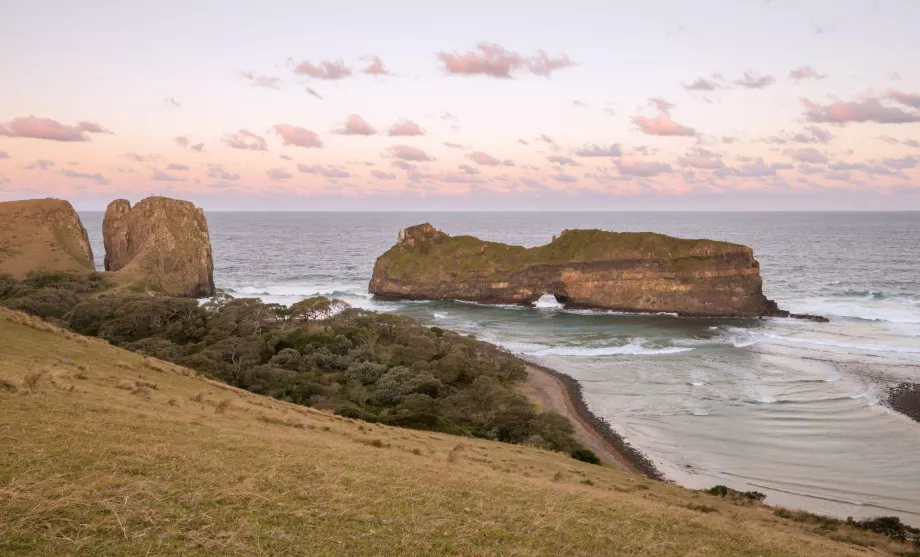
1, 0, 919, 210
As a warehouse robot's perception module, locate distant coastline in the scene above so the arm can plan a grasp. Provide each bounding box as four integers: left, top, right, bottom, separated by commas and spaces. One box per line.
522, 359, 664, 481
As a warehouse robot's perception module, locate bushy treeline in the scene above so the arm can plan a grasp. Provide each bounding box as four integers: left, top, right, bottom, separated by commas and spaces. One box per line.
1, 271, 589, 458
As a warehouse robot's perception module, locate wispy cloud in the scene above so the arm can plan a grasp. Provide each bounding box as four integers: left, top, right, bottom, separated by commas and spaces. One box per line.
237, 71, 284, 90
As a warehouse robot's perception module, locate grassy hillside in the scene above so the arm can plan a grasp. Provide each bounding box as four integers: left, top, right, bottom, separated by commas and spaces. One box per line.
378, 224, 751, 282
1, 307, 913, 556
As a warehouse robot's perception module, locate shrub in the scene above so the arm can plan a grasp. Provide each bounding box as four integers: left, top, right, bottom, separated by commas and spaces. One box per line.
571, 448, 601, 465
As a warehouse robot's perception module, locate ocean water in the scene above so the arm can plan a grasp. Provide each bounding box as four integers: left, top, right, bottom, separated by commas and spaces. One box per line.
80, 211, 920, 524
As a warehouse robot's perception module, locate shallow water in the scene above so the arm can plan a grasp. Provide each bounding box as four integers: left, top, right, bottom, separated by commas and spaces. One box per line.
80, 211, 920, 524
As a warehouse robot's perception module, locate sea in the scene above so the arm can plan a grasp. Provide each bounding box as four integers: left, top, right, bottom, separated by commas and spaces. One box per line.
80, 211, 920, 524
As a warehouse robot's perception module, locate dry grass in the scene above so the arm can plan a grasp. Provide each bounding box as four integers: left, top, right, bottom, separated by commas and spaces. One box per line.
0, 307, 912, 556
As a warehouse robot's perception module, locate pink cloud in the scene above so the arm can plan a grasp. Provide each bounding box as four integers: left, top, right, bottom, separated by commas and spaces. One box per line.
677, 148, 724, 169
0, 151, 8, 159
888, 90, 920, 110
388, 119, 425, 136
166, 163, 190, 171
208, 164, 240, 181
266, 168, 292, 181
734, 72, 776, 89
789, 66, 826, 81
298, 164, 350, 178
174, 136, 189, 148
388, 145, 432, 162
224, 129, 268, 150
337, 114, 377, 136
458, 164, 480, 175
363, 56, 391, 76
527, 50, 575, 77
683, 77, 720, 91
0, 116, 109, 142
616, 157, 673, 177
649, 98, 675, 113
77, 121, 110, 134
237, 71, 284, 89
25, 159, 55, 170
294, 59, 352, 80
61, 168, 109, 185
371, 169, 396, 180
469, 151, 513, 166
801, 97, 920, 124
438, 43, 573, 78
190, 143, 205, 152
273, 124, 323, 148
547, 155, 579, 166
573, 144, 622, 157
632, 113, 697, 136
152, 169, 186, 182
782, 147, 828, 164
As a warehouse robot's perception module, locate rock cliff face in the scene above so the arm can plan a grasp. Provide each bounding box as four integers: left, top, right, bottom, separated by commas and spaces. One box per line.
370, 223, 803, 318
0, 199, 95, 277
103, 196, 215, 297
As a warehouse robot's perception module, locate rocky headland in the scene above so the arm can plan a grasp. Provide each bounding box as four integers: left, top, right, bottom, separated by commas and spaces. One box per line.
370, 223, 825, 320
103, 196, 215, 297
0, 199, 95, 277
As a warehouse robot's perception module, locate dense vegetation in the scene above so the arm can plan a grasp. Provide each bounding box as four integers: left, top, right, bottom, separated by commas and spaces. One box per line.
378, 224, 746, 282
0, 271, 586, 458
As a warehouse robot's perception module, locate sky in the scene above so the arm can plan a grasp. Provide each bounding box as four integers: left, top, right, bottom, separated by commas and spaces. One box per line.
1, 0, 920, 210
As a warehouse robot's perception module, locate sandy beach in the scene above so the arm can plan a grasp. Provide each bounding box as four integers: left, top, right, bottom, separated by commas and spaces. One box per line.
521, 362, 663, 480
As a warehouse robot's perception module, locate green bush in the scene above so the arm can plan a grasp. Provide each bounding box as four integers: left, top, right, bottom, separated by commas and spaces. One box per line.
571, 448, 601, 465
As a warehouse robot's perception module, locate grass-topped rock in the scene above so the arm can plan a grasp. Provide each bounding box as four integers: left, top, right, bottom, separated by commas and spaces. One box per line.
370, 223, 814, 318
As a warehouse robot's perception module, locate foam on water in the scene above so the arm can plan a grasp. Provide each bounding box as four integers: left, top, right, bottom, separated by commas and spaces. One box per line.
526, 338, 694, 357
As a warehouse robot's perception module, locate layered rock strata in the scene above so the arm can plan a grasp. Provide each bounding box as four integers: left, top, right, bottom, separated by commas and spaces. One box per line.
370, 223, 822, 319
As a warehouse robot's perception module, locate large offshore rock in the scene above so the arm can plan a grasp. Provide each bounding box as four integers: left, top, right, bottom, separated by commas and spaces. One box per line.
103, 196, 215, 297
0, 198, 95, 277
370, 223, 803, 318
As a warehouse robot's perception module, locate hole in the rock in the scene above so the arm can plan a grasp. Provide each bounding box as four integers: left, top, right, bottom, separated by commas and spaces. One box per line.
534, 293, 564, 308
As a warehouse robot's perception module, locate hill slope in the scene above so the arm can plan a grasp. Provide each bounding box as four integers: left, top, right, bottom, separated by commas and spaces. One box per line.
0, 308, 909, 556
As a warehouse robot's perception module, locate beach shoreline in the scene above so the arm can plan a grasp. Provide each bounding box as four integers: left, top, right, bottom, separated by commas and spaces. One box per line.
521, 360, 664, 481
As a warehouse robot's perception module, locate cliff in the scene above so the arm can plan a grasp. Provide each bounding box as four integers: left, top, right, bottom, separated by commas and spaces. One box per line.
370, 223, 806, 318
0, 199, 95, 277
103, 196, 215, 297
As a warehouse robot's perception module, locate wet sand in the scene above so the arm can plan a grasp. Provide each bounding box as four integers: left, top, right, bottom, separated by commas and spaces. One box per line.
522, 362, 663, 480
